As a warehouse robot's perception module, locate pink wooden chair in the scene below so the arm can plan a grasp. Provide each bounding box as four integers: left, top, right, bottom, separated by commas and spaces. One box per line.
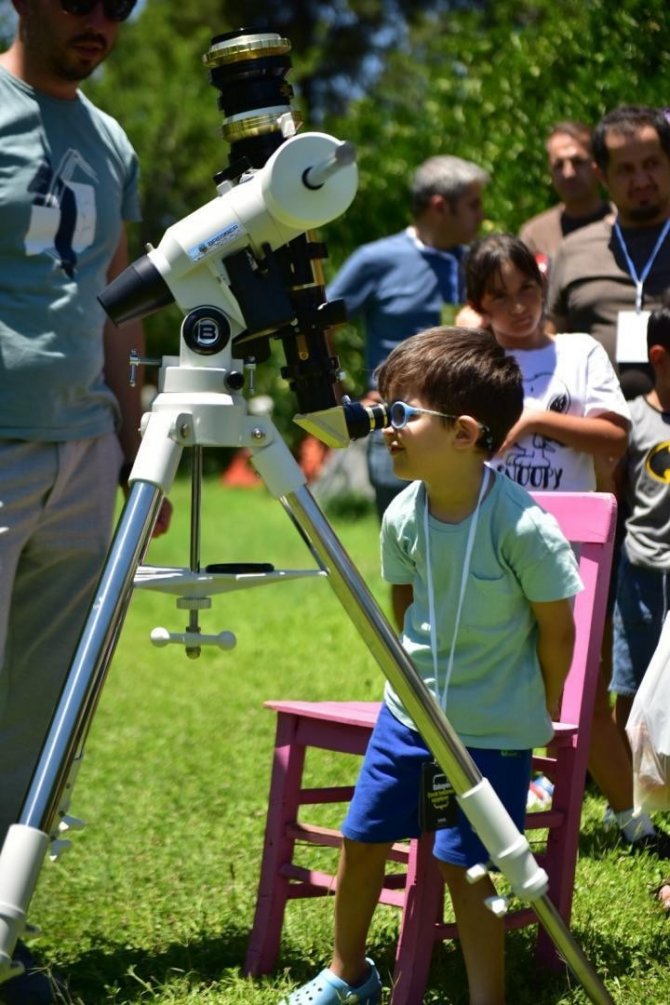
244, 492, 617, 1005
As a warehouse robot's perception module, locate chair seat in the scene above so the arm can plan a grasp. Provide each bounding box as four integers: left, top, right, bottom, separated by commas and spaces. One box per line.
265, 699, 381, 724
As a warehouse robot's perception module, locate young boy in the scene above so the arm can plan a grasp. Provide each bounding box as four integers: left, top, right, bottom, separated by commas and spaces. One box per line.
612, 306, 670, 741
613, 306, 670, 911
282, 327, 582, 1005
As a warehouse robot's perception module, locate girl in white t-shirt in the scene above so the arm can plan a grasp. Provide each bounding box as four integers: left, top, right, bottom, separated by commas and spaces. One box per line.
463, 234, 670, 859
465, 232, 630, 490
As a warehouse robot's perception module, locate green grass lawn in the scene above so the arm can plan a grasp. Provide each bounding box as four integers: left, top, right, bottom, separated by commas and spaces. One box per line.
23, 476, 670, 1004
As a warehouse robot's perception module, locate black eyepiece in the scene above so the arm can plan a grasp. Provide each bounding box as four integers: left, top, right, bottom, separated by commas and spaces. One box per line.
98, 253, 174, 326
342, 400, 389, 440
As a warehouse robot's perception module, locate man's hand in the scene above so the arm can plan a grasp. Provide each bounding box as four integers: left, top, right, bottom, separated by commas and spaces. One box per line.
152, 497, 173, 538
120, 481, 173, 538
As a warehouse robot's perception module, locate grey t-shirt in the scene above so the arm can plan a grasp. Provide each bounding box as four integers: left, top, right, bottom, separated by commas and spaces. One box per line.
547, 216, 670, 367
622, 395, 670, 570
0, 67, 140, 440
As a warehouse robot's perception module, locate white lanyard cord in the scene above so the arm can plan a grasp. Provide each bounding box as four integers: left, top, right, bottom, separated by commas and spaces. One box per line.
423, 467, 490, 712
613, 218, 670, 313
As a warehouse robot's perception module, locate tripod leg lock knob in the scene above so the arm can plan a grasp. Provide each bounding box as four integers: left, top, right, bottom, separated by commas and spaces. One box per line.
48, 839, 72, 862
465, 862, 489, 885
485, 894, 509, 918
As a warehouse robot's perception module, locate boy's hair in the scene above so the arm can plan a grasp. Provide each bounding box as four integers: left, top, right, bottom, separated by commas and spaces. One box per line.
410, 156, 489, 216
647, 306, 670, 353
466, 233, 543, 311
593, 105, 670, 171
375, 326, 523, 455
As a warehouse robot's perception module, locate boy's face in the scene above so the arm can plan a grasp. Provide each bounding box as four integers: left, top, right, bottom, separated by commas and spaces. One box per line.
383, 392, 458, 484
478, 261, 544, 349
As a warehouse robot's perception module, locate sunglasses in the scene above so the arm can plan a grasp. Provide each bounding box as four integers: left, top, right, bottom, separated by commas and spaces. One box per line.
388, 401, 494, 451
59, 0, 137, 21
388, 401, 458, 429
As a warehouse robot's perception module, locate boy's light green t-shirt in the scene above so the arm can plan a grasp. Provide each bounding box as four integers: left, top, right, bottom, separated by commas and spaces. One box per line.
381, 472, 583, 749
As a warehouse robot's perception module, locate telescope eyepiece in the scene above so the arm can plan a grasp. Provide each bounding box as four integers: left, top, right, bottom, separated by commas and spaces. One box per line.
98, 253, 174, 326
342, 399, 389, 440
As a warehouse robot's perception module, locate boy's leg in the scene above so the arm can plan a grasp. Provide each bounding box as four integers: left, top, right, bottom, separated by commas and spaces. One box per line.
587, 658, 634, 812
283, 707, 425, 1002
437, 860, 505, 1005
432, 748, 530, 1005
334, 704, 428, 983
331, 838, 393, 984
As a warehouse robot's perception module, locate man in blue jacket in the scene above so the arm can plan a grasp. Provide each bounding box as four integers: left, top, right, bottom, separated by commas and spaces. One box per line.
327, 155, 488, 517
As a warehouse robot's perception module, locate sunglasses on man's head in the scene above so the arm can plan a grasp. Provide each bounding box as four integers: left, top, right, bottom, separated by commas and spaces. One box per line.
388, 401, 494, 450
59, 0, 137, 21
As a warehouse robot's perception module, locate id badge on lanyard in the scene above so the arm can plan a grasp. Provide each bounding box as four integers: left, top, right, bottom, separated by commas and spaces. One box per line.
616, 310, 651, 363
615, 219, 670, 363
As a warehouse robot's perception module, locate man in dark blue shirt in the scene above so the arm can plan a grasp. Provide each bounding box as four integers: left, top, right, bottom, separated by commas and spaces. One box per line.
328, 155, 488, 517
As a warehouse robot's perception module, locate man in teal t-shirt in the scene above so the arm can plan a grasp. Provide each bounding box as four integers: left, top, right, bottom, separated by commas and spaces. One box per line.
0, 3, 170, 1000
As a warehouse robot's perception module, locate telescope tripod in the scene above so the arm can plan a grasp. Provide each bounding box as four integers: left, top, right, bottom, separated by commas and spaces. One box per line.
0, 352, 614, 1004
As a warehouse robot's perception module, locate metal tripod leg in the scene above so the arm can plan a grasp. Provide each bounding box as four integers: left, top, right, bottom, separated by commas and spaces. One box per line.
245, 429, 613, 1005
0, 478, 166, 980
280, 483, 613, 1004
0, 417, 613, 1004
0, 405, 182, 983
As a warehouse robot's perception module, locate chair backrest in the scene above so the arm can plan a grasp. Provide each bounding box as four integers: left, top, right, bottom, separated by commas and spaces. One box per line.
530, 492, 617, 733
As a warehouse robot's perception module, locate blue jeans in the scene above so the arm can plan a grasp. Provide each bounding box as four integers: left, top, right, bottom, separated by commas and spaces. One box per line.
612, 551, 670, 696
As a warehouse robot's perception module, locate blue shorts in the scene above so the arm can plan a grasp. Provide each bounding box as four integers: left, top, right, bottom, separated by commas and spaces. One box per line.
342, 704, 532, 868
612, 552, 670, 696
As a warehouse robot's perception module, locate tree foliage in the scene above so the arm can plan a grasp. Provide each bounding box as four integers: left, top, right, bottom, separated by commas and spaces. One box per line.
324, 0, 670, 261
3, 0, 670, 434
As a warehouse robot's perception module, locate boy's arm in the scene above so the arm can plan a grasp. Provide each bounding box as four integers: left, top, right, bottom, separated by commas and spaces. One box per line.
498, 410, 629, 460
391, 583, 413, 633
530, 597, 576, 719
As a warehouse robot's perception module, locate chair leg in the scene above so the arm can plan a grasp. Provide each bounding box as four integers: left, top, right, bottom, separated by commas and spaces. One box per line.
534, 747, 581, 971
390, 834, 443, 1005
244, 713, 306, 976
